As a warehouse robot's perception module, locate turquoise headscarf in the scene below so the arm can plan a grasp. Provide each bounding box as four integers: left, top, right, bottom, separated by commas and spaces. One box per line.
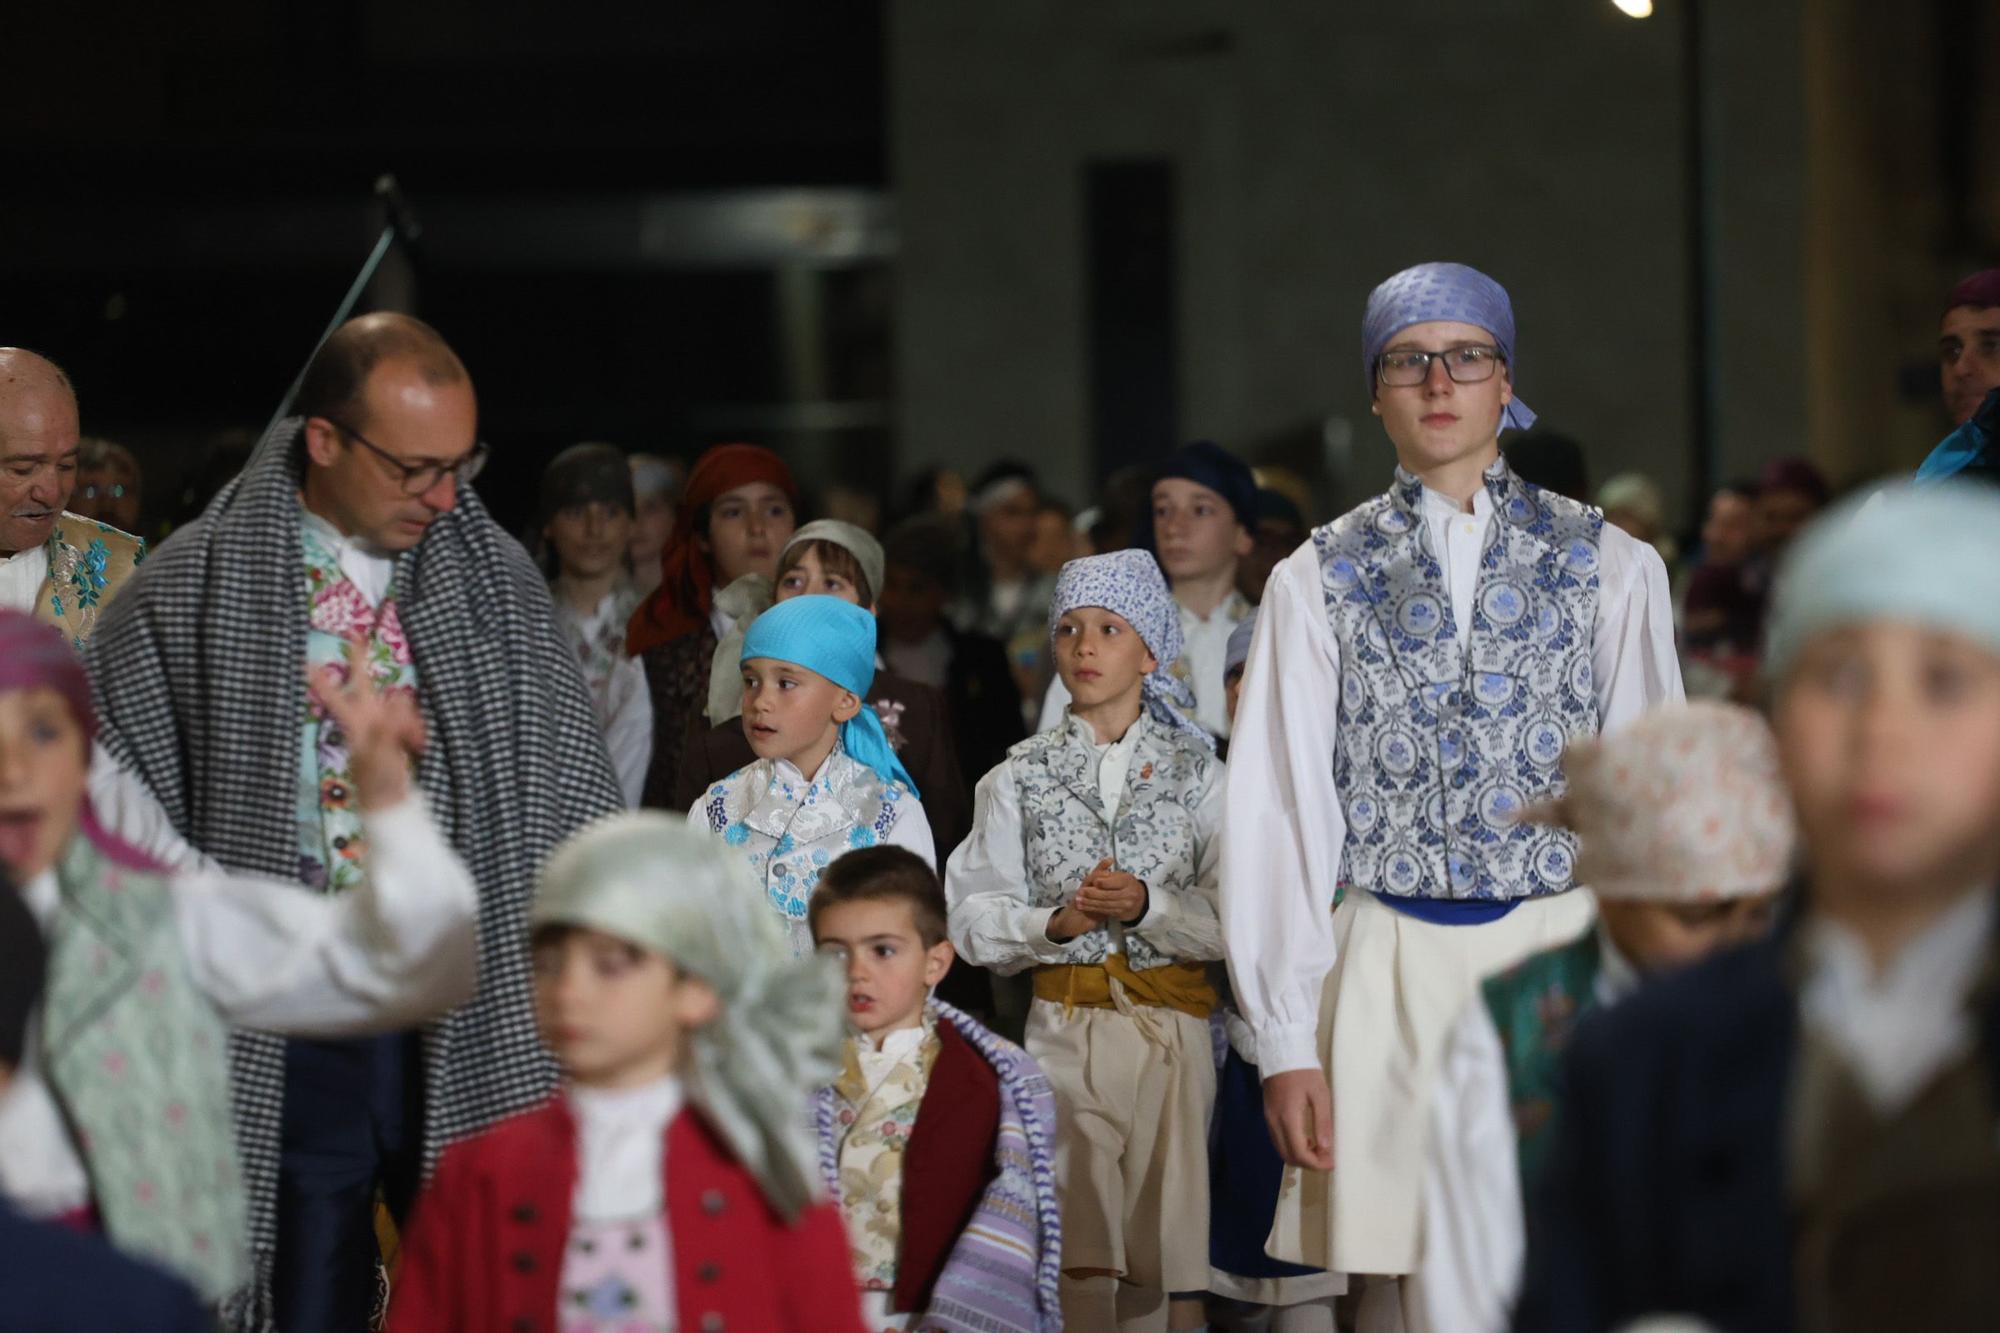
1764, 481, 2000, 680
739, 595, 920, 795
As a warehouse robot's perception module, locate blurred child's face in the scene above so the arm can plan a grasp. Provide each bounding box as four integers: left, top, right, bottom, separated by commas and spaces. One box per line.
545, 501, 632, 583
1776, 623, 2000, 900
776, 546, 866, 607
629, 489, 674, 570
1053, 607, 1157, 713
701, 482, 795, 587
1028, 509, 1078, 576
1152, 479, 1251, 584
741, 657, 860, 776
814, 897, 953, 1041
877, 562, 946, 642
0, 687, 88, 881
1598, 894, 1781, 976
532, 927, 718, 1089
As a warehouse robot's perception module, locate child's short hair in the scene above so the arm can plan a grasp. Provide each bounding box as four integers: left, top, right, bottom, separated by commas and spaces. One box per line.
807, 846, 949, 947
778, 539, 875, 606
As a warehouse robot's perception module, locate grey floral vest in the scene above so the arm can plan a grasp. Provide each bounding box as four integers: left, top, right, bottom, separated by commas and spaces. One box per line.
41, 835, 249, 1302
1009, 713, 1218, 969
1314, 460, 1601, 901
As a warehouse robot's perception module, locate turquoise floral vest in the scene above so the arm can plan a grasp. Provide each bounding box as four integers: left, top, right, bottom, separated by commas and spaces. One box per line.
40, 834, 249, 1302
1479, 928, 1603, 1187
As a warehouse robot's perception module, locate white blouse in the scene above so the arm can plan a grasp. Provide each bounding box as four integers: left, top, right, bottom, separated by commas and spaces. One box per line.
1221, 487, 1683, 1077
0, 793, 478, 1217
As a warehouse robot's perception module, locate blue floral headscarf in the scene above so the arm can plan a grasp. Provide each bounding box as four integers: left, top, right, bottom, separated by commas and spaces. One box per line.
1049, 550, 1213, 750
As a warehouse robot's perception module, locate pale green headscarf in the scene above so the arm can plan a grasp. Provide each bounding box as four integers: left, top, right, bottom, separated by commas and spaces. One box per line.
531, 812, 845, 1219
1764, 481, 2000, 681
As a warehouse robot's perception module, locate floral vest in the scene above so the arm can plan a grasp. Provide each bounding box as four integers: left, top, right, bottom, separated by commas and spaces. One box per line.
40, 835, 248, 1302
553, 581, 642, 732
1314, 460, 1602, 901
698, 744, 919, 958
1006, 713, 1217, 971
1480, 928, 1603, 1187
296, 519, 418, 893
831, 1019, 942, 1294
33, 511, 145, 650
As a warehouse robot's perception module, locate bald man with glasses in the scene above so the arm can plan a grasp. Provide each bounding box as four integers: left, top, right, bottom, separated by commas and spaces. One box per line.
87, 313, 623, 1331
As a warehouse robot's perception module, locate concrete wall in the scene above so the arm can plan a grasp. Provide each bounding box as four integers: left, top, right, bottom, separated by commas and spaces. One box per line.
891, 0, 1811, 525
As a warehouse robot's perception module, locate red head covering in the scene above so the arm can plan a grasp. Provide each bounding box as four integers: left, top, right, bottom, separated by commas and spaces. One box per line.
0, 610, 165, 872
1945, 268, 2000, 315
626, 444, 797, 655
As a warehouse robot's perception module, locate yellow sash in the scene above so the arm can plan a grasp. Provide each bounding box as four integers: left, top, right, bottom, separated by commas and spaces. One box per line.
1033, 957, 1217, 1020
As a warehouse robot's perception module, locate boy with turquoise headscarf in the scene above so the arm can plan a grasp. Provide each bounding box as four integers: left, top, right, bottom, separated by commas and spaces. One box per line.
689, 594, 934, 958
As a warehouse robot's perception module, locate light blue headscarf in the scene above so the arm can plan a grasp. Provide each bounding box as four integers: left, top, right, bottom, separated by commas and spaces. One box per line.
1049, 550, 1214, 751
1362, 261, 1536, 434
1914, 388, 1999, 484
1764, 481, 2000, 680
739, 595, 919, 795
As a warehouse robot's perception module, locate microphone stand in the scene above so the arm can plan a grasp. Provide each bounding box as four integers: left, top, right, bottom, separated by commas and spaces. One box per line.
258, 174, 424, 445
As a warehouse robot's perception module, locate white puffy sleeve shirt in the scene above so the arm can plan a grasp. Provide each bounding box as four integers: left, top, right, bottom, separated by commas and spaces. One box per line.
0, 792, 478, 1217
1220, 499, 1682, 1078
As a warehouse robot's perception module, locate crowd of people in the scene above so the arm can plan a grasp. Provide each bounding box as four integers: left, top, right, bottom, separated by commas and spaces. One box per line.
0, 256, 1997, 1333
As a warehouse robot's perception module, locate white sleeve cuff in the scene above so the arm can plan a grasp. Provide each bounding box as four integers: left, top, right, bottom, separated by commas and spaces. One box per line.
1254, 1023, 1324, 1078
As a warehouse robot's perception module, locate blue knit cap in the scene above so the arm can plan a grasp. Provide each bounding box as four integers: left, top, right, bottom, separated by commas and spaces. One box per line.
740, 595, 919, 795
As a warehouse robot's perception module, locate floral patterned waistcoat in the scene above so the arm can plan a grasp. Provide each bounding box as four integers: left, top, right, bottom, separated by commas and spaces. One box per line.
1314, 460, 1601, 902
1480, 928, 1603, 1187
297, 519, 418, 893
1009, 713, 1217, 971
699, 745, 918, 958
41, 834, 248, 1302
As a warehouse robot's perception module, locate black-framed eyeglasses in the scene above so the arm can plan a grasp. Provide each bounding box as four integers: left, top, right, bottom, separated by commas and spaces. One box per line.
1376, 345, 1505, 388
321, 417, 489, 495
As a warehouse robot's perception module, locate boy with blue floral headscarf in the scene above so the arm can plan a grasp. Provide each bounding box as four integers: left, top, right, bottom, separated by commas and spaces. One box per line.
948, 549, 1225, 1330
689, 595, 934, 958
1220, 261, 1683, 1322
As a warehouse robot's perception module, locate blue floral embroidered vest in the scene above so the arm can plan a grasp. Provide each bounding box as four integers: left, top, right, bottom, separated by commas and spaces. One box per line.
41, 834, 249, 1302
1007, 714, 1216, 971
1315, 460, 1601, 901
1480, 928, 1603, 1187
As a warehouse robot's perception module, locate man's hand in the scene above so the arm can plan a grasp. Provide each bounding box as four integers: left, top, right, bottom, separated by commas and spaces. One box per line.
1263, 1068, 1334, 1171
1075, 863, 1148, 925
310, 639, 426, 813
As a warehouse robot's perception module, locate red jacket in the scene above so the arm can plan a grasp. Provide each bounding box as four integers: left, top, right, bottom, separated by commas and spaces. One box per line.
893, 1018, 1002, 1313
388, 1096, 865, 1333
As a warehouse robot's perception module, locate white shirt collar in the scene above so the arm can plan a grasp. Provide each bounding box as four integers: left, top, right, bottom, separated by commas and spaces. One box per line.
567, 1075, 685, 1221
0, 543, 50, 616
1420, 483, 1494, 523
1801, 887, 1996, 1115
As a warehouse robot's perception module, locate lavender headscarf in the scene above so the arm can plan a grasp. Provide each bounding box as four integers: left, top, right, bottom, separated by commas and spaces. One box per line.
1362, 261, 1537, 434
1049, 551, 1213, 750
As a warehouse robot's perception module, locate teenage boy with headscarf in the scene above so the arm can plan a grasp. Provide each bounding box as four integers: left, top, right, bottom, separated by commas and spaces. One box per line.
948, 549, 1226, 1331
1219, 262, 1681, 1327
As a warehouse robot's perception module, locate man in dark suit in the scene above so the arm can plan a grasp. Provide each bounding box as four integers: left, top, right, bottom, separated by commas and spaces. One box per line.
0, 879, 213, 1333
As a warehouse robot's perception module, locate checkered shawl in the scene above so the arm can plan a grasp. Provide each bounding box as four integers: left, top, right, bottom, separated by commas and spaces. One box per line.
84, 418, 623, 1329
